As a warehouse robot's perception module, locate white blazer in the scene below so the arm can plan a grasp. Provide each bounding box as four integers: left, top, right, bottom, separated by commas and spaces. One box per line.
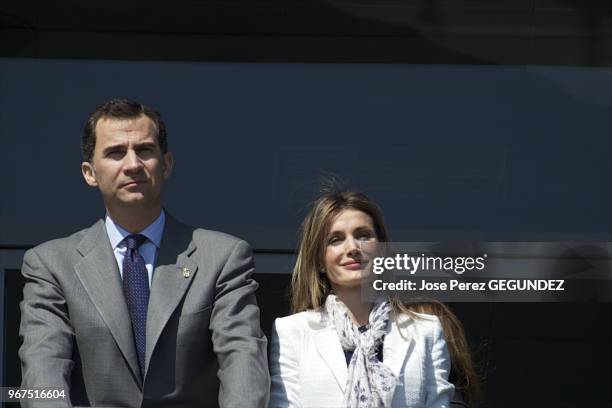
269, 309, 454, 408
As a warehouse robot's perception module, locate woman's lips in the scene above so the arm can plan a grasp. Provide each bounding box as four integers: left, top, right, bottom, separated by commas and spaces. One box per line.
342, 261, 363, 270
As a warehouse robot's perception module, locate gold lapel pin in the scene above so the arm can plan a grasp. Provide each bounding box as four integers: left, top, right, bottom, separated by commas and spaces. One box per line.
182, 267, 191, 278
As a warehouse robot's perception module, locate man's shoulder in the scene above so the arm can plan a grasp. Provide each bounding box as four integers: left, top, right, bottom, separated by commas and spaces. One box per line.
27, 220, 103, 259
159, 214, 248, 251
190, 228, 244, 247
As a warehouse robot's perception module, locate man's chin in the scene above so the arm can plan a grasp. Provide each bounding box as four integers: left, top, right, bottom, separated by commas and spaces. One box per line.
109, 195, 154, 209
119, 195, 147, 205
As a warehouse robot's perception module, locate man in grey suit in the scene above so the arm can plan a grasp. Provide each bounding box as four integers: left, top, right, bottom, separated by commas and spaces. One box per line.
19, 99, 270, 407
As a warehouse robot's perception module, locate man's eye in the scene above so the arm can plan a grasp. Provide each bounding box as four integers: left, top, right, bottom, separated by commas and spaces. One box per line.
137, 147, 156, 155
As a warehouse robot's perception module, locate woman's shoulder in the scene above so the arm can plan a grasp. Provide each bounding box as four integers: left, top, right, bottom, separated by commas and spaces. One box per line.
394, 310, 441, 323
273, 309, 326, 335
274, 309, 318, 325
392, 311, 443, 338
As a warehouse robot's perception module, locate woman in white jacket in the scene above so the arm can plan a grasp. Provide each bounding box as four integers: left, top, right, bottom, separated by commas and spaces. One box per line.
269, 188, 477, 408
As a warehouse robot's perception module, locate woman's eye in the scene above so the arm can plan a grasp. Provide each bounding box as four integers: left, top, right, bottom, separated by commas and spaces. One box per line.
357, 232, 374, 240
328, 236, 341, 245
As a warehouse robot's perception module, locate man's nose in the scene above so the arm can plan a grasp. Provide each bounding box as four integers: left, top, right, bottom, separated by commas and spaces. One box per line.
123, 149, 143, 172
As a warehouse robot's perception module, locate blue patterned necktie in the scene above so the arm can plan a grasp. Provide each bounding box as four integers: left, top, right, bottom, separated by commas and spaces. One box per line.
122, 234, 150, 377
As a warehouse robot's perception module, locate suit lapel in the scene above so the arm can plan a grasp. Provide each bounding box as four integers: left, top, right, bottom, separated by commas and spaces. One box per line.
145, 215, 198, 375
314, 327, 348, 392
74, 220, 142, 387
383, 314, 414, 378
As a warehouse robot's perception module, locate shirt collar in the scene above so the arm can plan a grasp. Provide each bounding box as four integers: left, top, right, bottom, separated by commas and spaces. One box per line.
105, 210, 166, 249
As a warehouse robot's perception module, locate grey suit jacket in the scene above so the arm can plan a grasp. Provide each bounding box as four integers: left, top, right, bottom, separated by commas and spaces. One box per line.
19, 215, 270, 408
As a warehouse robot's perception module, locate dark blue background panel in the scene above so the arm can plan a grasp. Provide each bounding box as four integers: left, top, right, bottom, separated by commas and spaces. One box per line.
1, 59, 610, 249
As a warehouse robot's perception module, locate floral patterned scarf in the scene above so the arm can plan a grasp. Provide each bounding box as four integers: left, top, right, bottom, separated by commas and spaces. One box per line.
325, 294, 398, 407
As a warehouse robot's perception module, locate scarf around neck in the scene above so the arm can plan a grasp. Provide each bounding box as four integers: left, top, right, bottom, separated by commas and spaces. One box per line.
325, 294, 398, 408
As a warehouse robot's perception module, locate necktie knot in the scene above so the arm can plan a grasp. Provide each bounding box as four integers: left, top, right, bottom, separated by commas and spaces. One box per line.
124, 234, 147, 250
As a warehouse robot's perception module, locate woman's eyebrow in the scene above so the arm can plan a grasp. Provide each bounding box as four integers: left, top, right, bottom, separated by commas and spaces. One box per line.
354, 226, 374, 232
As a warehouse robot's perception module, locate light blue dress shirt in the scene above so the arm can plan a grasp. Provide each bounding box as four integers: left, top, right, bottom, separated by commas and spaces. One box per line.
105, 210, 165, 287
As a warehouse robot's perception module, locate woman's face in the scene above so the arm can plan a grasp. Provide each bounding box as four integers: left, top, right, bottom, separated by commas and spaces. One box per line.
323, 209, 378, 290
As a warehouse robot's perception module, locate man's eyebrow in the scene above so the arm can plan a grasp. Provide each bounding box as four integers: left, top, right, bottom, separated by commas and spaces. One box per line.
102, 142, 156, 154
134, 141, 157, 148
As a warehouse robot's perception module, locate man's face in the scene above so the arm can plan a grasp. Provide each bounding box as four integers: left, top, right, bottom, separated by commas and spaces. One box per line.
81, 115, 173, 213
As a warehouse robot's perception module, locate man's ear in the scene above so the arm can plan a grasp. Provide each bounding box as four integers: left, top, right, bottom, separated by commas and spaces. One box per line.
162, 152, 174, 180
81, 161, 98, 187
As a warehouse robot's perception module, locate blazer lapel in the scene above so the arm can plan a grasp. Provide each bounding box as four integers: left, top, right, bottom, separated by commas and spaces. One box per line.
314, 327, 348, 393
144, 215, 198, 376
383, 314, 414, 378
74, 220, 142, 387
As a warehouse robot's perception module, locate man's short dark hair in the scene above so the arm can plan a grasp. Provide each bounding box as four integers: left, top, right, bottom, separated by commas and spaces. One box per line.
81, 99, 168, 162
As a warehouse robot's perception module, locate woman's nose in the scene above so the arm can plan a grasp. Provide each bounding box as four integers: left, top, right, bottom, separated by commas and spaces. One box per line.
345, 237, 361, 255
